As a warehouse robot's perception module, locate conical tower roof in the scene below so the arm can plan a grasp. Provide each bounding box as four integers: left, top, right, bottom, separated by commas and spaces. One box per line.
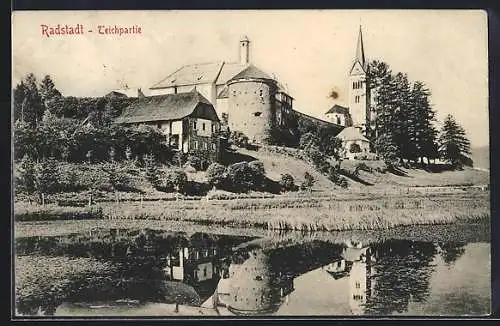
228, 64, 275, 83
355, 25, 366, 68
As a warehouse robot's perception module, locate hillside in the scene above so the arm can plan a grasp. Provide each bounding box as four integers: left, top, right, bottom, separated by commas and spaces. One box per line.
234, 147, 489, 191
470, 146, 490, 171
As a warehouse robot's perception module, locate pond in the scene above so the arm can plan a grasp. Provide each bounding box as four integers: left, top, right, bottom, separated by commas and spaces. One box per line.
14, 223, 491, 317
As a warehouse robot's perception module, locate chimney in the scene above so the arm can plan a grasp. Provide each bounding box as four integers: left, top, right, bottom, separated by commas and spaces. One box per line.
239, 35, 250, 64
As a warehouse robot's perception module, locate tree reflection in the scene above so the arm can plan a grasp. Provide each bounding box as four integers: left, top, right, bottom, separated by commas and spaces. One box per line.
364, 240, 437, 315
438, 242, 466, 265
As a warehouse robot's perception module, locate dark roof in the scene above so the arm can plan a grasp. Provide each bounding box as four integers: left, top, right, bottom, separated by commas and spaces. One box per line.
105, 91, 129, 98
228, 64, 275, 83
325, 104, 350, 115
150, 61, 249, 89
114, 90, 218, 124
336, 127, 370, 142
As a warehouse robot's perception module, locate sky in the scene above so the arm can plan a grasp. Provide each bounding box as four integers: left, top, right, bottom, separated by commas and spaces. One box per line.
12, 10, 489, 147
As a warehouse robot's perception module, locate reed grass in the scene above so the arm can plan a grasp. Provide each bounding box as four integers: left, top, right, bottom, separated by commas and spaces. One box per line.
99, 193, 489, 232
14, 191, 489, 232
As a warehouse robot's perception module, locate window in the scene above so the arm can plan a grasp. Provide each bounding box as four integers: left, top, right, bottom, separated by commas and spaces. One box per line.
254, 112, 262, 117
174, 86, 178, 94
193, 120, 197, 130
356, 282, 360, 289
202, 123, 206, 131
193, 141, 198, 150
336, 116, 341, 125
204, 267, 207, 277
212, 143, 216, 150
259, 89, 263, 97
337, 261, 342, 267
211, 124, 214, 133
157, 122, 162, 129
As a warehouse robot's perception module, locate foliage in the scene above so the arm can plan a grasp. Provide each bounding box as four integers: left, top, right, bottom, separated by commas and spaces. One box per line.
279, 173, 297, 192
367, 60, 439, 165
34, 157, 59, 196
230, 131, 250, 148
15, 155, 37, 195
438, 114, 472, 169
300, 171, 316, 190
206, 162, 227, 189
248, 160, 266, 190
349, 143, 362, 153
162, 169, 188, 192
13, 73, 44, 128
225, 161, 256, 193
143, 154, 159, 187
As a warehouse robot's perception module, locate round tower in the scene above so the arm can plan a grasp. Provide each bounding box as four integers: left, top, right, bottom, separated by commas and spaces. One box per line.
227, 65, 277, 144
226, 249, 281, 315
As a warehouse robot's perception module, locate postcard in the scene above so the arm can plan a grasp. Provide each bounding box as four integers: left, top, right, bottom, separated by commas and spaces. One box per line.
12, 10, 490, 317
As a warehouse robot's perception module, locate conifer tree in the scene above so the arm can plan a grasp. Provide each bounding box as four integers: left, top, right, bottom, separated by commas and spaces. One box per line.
438, 114, 471, 168
39, 75, 62, 109
21, 73, 44, 128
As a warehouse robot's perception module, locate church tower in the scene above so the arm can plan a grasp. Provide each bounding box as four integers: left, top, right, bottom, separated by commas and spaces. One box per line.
348, 26, 369, 132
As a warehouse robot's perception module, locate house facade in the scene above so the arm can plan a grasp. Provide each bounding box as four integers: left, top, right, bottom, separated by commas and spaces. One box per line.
148, 36, 297, 145
325, 104, 353, 127
114, 90, 222, 161
335, 126, 372, 160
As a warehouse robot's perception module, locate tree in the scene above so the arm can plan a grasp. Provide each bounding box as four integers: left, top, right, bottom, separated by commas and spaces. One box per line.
164, 169, 188, 192
13, 81, 28, 123
34, 157, 59, 201
20, 73, 44, 128
226, 161, 255, 193
438, 114, 471, 168
302, 172, 315, 189
16, 154, 37, 195
206, 163, 227, 189
367, 61, 439, 166
279, 173, 296, 192
39, 75, 62, 110
143, 154, 159, 188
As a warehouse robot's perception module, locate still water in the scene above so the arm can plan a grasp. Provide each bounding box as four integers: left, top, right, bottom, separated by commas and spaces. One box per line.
15, 226, 491, 316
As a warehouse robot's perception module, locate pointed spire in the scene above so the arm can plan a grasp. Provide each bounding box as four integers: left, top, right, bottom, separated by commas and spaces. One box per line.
355, 25, 366, 68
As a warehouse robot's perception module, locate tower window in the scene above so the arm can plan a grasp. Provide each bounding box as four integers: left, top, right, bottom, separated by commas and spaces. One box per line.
193, 120, 197, 130
254, 112, 262, 117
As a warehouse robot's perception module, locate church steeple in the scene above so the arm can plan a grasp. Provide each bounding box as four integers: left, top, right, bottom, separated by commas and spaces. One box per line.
355, 25, 366, 70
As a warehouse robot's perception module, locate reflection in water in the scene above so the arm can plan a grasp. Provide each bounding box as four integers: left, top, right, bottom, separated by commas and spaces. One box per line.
15, 228, 489, 316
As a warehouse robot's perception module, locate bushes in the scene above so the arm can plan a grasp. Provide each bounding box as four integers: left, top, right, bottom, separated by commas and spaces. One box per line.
230, 131, 250, 148
300, 172, 315, 191
163, 169, 188, 192
280, 173, 297, 192
205, 160, 267, 193
206, 163, 227, 189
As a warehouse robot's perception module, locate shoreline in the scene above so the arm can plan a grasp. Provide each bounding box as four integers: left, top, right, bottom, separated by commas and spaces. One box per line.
14, 189, 490, 235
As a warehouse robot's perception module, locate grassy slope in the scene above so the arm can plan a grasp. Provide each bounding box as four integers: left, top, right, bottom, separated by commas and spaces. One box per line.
470, 146, 490, 171
235, 148, 334, 190
236, 147, 489, 190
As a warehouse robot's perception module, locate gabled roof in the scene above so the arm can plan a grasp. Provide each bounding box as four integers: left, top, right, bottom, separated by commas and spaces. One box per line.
150, 61, 250, 89
325, 104, 350, 115
114, 90, 218, 124
228, 64, 274, 83
336, 127, 370, 142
